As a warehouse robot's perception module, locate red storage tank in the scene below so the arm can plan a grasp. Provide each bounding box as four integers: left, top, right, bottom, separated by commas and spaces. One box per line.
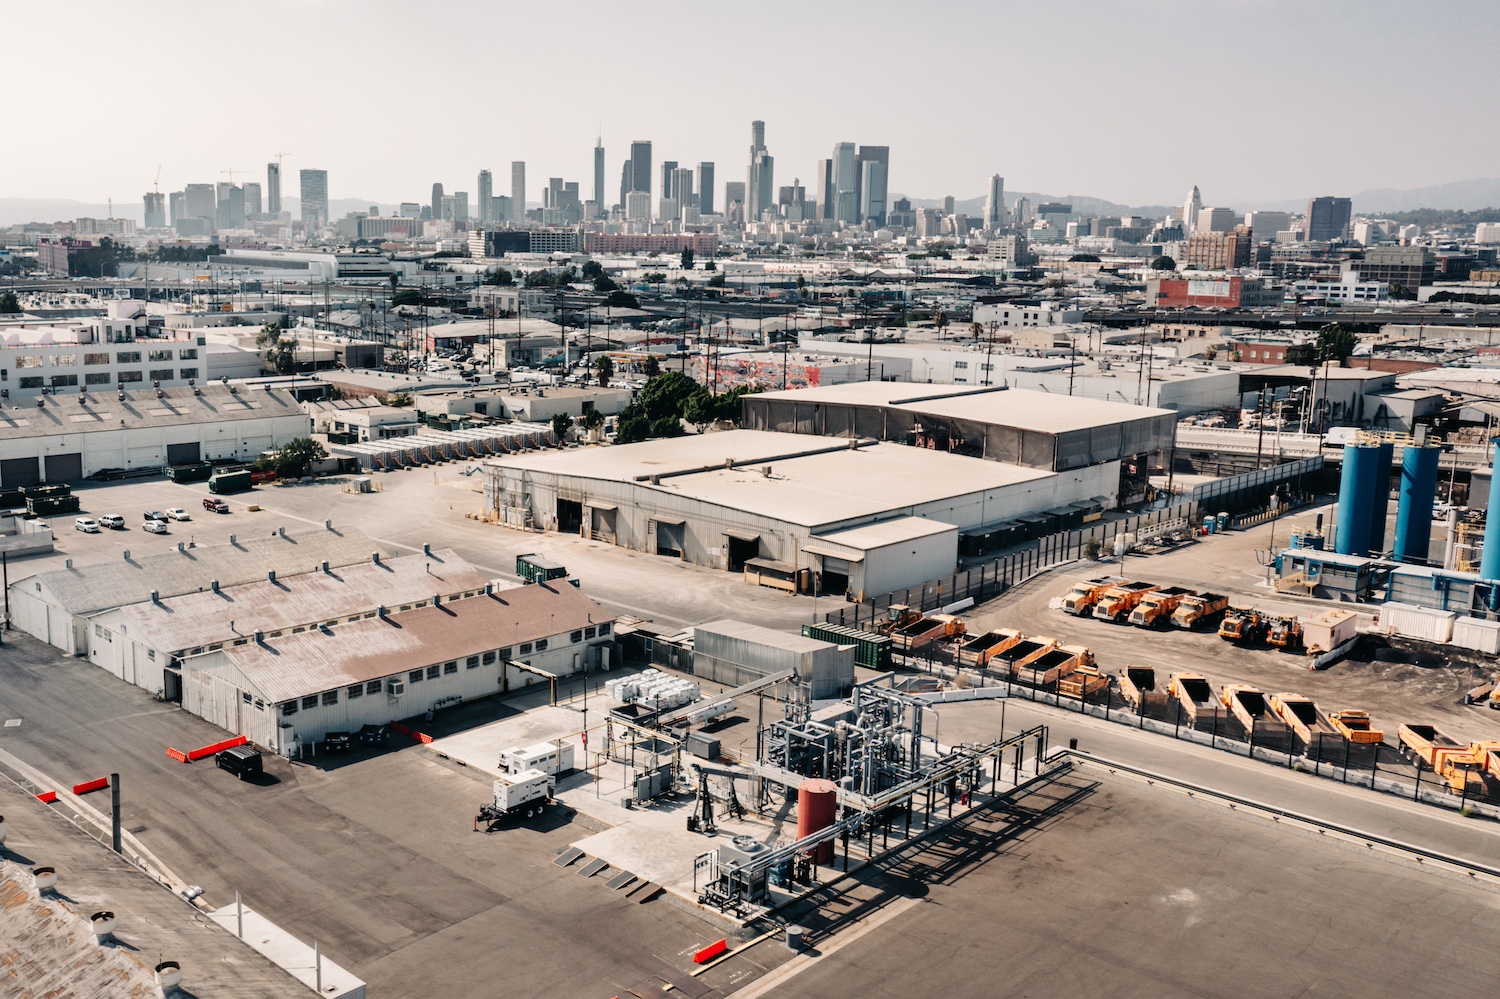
797, 778, 838, 864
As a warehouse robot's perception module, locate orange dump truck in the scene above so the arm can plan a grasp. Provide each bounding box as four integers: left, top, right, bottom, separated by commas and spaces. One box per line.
891, 613, 964, 651
1327, 710, 1384, 744
1058, 664, 1110, 700
1168, 672, 1222, 725
1117, 665, 1165, 711
1398, 724, 1487, 794
957, 629, 1021, 668
1171, 592, 1230, 630
1015, 643, 1091, 687
1129, 587, 1196, 629
1269, 692, 1341, 754
1220, 684, 1277, 732
1059, 576, 1122, 617
1093, 581, 1159, 623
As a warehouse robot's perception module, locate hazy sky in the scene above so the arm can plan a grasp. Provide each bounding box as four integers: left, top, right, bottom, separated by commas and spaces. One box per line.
7, 0, 1498, 209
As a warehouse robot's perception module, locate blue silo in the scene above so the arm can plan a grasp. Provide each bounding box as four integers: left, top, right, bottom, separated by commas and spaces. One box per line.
1393, 444, 1440, 563
1335, 443, 1378, 556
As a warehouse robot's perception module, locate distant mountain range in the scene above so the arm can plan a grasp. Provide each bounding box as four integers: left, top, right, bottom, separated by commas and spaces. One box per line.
5, 178, 1499, 229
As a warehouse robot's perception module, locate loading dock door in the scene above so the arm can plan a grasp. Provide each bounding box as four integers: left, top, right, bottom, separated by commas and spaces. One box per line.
724, 530, 760, 572
819, 557, 851, 597
556, 498, 583, 534
654, 519, 685, 559
0, 457, 40, 489
43, 452, 83, 483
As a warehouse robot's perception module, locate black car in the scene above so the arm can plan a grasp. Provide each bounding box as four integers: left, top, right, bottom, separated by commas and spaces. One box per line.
322, 731, 353, 753
357, 723, 390, 747
216, 746, 264, 780
143, 510, 169, 522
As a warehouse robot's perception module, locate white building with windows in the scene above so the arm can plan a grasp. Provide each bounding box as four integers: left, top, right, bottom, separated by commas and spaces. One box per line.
971, 301, 1083, 327
1292, 273, 1389, 304
0, 303, 208, 399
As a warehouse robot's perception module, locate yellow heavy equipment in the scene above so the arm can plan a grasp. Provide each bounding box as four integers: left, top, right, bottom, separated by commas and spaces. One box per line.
1327, 710, 1384, 744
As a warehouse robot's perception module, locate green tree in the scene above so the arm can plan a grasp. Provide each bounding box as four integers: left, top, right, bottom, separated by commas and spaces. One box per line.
1069, 252, 1100, 262
392, 288, 422, 306
482, 268, 514, 286
592, 273, 618, 292
643, 271, 666, 285
581, 408, 605, 433
613, 370, 701, 443
1150, 255, 1177, 271
581, 260, 605, 281
934, 310, 949, 331
256, 437, 327, 478
551, 412, 574, 442
704, 259, 716, 272
0, 291, 20, 314
594, 353, 615, 387
680, 248, 695, 270
707, 272, 726, 288
604, 290, 640, 309
642, 354, 661, 378
256, 323, 297, 374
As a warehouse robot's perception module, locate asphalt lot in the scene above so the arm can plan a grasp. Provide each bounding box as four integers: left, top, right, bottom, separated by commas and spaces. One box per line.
0, 633, 779, 999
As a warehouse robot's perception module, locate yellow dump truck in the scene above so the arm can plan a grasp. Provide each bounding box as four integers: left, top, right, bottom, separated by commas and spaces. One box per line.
1014, 643, 1092, 687
1168, 672, 1221, 725
1265, 615, 1303, 650
1220, 684, 1277, 732
1171, 592, 1230, 630
1398, 724, 1487, 794
1117, 665, 1166, 712
1327, 710, 1384, 744
1059, 576, 1122, 617
1058, 665, 1110, 700
1269, 693, 1341, 754
1471, 740, 1500, 781
1093, 581, 1159, 623
1129, 586, 1196, 629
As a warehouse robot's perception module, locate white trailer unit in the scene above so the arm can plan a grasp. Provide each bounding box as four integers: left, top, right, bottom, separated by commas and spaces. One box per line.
476, 769, 553, 830
502, 741, 576, 777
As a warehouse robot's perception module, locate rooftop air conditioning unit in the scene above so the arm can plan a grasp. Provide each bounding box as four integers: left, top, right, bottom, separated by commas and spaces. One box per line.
386, 678, 405, 697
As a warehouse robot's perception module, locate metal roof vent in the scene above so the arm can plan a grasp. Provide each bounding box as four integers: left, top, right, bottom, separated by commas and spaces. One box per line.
90, 910, 116, 941
211, 580, 220, 593
32, 867, 57, 892
371, 552, 381, 564
254, 630, 264, 644
150, 590, 160, 604
267, 570, 276, 583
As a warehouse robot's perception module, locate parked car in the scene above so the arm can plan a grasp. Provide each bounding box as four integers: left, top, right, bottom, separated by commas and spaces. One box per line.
322, 731, 353, 753
98, 514, 126, 530
216, 746, 264, 780
143, 519, 169, 534
165, 507, 191, 521
73, 518, 101, 533
203, 497, 230, 513
358, 723, 391, 747
143, 510, 169, 522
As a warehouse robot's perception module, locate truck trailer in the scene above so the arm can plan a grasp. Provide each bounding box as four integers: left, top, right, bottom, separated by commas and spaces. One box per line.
956, 629, 1021, 668
476, 769, 554, 829
1117, 665, 1166, 712
1269, 692, 1340, 754
1169, 672, 1221, 725
1328, 710, 1384, 745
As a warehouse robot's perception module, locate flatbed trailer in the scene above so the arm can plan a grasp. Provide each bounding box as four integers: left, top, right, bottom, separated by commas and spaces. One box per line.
1398, 724, 1487, 794
1117, 665, 1166, 711
1463, 675, 1500, 709
956, 628, 1021, 668
1059, 576, 1123, 617
1220, 684, 1276, 732
1129, 587, 1196, 628
1327, 710, 1384, 744
1093, 581, 1159, 623
1168, 672, 1222, 725
1171, 592, 1230, 629
1269, 693, 1340, 753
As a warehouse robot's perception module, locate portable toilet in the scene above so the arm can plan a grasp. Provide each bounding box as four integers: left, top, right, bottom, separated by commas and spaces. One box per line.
1216, 512, 1230, 532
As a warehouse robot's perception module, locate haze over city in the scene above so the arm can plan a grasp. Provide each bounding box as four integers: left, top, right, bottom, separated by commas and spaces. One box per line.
6, 0, 1500, 210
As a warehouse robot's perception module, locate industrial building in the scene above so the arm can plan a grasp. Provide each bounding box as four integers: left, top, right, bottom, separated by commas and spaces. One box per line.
484, 429, 1113, 597
182, 581, 614, 752
690, 619, 854, 698
740, 383, 1176, 473
85, 548, 496, 702
0, 383, 312, 487
8, 525, 382, 657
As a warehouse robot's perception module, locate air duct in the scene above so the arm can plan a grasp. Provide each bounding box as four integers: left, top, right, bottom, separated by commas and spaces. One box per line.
1393, 444, 1440, 562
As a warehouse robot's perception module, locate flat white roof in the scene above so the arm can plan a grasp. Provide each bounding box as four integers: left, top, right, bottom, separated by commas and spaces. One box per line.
813, 516, 958, 551
753, 382, 997, 406
488, 429, 857, 482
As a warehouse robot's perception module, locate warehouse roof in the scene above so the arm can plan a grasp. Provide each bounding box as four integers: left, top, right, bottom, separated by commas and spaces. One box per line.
692, 619, 834, 655
0, 383, 306, 442
490, 429, 858, 482
811, 516, 959, 552
751, 382, 995, 407
887, 391, 1174, 434
23, 527, 384, 615
211, 583, 609, 703
105, 549, 499, 655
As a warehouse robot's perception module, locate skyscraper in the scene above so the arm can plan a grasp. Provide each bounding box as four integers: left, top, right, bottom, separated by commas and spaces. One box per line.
746, 121, 773, 222
815, 159, 834, 220
142, 192, 166, 228
266, 162, 281, 215
183, 183, 216, 226
984, 174, 1005, 229
1304, 196, 1352, 242
860, 160, 887, 225
620, 161, 634, 212
593, 137, 605, 217
660, 161, 679, 202
831, 142, 858, 224
477, 169, 493, 223
1182, 185, 1202, 233
243, 182, 262, 218
672, 167, 694, 221
216, 182, 245, 230
300, 170, 329, 227
698, 162, 715, 215
431, 183, 445, 222
511, 162, 526, 223
629, 141, 652, 197
854, 146, 888, 224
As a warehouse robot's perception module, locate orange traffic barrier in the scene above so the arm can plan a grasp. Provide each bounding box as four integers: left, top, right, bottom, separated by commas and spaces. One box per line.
36, 791, 58, 803
73, 777, 109, 795
693, 939, 729, 964
416, 731, 434, 744
166, 747, 189, 763
390, 721, 412, 736
187, 735, 247, 762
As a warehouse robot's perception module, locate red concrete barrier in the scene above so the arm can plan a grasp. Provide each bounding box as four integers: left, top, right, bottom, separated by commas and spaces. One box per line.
36, 791, 58, 804
693, 939, 728, 964
166, 747, 189, 763
390, 721, 412, 736
415, 731, 434, 744
73, 777, 109, 795
186, 735, 247, 762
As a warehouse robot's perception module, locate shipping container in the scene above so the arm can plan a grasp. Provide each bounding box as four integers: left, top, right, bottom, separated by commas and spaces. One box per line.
208, 470, 254, 494
165, 461, 215, 483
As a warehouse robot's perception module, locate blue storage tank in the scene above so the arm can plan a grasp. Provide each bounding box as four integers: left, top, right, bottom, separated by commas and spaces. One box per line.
1393, 444, 1440, 563
1367, 441, 1393, 554
1482, 441, 1500, 580
1335, 443, 1379, 556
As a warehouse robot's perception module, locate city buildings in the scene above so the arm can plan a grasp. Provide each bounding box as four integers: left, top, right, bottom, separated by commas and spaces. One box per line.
1195, 206, 1239, 233
831, 142, 858, 224
477, 169, 493, 223
1244, 210, 1292, 242
430, 182, 444, 222
511, 162, 526, 223
1345, 246, 1434, 288
142, 191, 166, 228
1304, 195, 1352, 241
698, 161, 715, 215
747, 121, 774, 223
984, 175, 1005, 229
629, 141, 652, 202
299, 169, 329, 228
1181, 185, 1202, 232
593, 137, 605, 217
856, 146, 889, 225
1180, 225, 1253, 269
266, 161, 281, 214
